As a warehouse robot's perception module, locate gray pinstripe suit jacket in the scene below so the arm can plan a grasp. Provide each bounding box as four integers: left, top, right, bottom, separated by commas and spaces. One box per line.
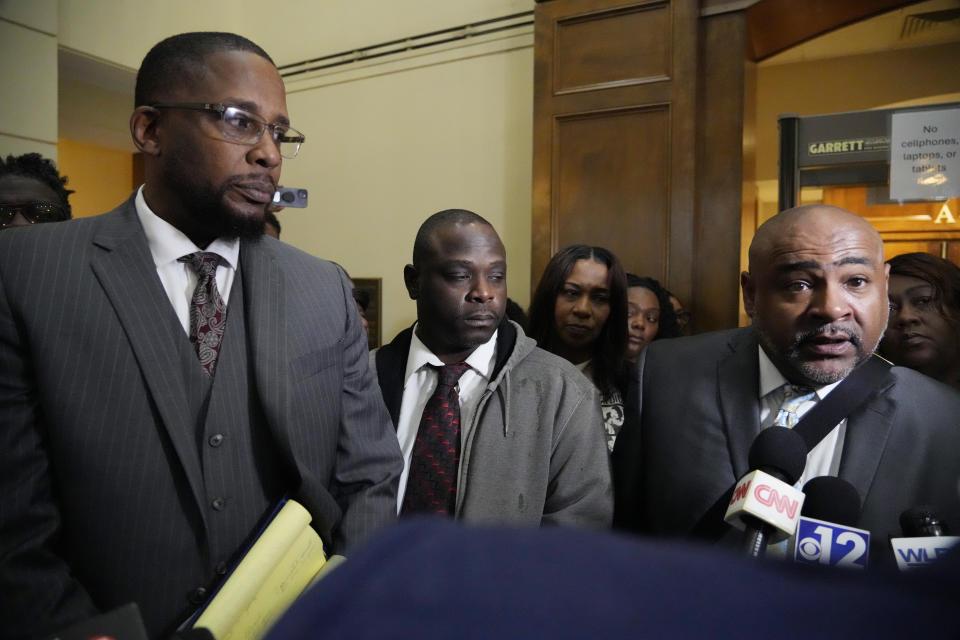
0, 196, 402, 638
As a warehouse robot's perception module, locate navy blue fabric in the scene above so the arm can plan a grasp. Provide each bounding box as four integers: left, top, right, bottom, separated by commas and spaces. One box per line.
269, 520, 959, 639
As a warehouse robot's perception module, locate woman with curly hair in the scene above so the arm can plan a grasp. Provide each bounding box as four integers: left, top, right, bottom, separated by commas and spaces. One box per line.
528, 245, 628, 451
880, 252, 960, 390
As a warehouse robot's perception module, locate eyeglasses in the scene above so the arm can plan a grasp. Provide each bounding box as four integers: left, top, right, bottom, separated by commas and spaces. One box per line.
150, 102, 306, 159
0, 202, 67, 229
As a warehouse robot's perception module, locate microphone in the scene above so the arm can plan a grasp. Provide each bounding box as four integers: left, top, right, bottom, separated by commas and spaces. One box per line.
793, 476, 870, 569
890, 506, 960, 570
724, 427, 808, 558
900, 506, 949, 537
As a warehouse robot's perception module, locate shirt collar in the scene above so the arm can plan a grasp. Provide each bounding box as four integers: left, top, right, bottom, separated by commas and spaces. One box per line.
134, 185, 240, 269
757, 345, 842, 400
404, 324, 498, 383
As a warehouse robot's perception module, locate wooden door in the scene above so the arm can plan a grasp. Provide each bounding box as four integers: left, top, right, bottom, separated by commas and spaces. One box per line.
533, 0, 697, 311
532, 0, 751, 332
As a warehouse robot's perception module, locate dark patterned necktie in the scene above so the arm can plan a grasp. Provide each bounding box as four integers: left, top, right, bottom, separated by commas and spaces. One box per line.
401, 362, 471, 516
178, 252, 227, 376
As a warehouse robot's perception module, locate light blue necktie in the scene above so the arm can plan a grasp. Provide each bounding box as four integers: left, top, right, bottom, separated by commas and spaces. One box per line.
774, 385, 817, 428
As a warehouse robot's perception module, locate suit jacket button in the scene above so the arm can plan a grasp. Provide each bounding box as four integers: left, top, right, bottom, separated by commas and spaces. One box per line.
189, 586, 208, 605
211, 497, 225, 510
216, 561, 229, 575
209, 434, 224, 447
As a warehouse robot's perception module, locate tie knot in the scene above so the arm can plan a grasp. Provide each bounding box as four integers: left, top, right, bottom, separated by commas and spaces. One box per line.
774, 384, 818, 428
179, 252, 222, 278
435, 362, 470, 388
783, 384, 815, 402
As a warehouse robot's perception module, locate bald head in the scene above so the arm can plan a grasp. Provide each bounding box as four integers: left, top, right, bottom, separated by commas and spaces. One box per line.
748, 205, 884, 274
413, 209, 494, 268
404, 209, 507, 363
741, 204, 889, 386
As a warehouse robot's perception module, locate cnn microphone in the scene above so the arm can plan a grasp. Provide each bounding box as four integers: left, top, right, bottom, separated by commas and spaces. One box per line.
890, 506, 960, 570
724, 427, 807, 558
793, 476, 870, 569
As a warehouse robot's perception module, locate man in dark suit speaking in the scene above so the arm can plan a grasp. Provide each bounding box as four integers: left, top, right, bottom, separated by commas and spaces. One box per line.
0, 32, 402, 638
613, 204, 960, 560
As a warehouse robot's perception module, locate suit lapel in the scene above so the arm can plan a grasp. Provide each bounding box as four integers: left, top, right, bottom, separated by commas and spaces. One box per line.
239, 238, 290, 453
717, 328, 761, 478
375, 326, 413, 429
838, 374, 896, 502
89, 201, 207, 524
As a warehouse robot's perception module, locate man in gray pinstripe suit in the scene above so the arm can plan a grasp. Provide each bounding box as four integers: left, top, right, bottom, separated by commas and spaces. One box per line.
0, 33, 402, 639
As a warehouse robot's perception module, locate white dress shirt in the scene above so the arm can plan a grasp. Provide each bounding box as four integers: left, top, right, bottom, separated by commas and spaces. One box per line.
758, 347, 851, 559
394, 326, 498, 512
134, 186, 240, 334
757, 347, 847, 488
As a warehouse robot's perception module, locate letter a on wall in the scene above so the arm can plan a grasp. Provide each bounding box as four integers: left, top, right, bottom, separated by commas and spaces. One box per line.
934, 203, 956, 224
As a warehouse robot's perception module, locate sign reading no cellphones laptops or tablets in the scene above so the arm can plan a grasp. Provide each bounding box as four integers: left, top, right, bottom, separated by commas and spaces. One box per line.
889, 107, 960, 202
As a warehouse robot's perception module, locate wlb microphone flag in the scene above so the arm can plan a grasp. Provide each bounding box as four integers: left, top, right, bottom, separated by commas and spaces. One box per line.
890, 506, 960, 570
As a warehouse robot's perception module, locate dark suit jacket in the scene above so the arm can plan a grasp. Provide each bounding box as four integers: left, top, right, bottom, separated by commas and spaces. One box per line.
0, 197, 402, 638
613, 327, 960, 563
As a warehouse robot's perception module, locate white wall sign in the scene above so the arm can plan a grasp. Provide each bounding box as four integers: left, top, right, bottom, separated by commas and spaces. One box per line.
889, 108, 960, 201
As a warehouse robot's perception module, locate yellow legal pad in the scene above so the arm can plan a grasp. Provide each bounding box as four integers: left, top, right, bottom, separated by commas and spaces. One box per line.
192, 499, 340, 640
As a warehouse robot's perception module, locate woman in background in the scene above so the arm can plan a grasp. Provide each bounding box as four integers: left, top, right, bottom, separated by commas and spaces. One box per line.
625, 274, 680, 361
880, 252, 960, 390
528, 245, 628, 451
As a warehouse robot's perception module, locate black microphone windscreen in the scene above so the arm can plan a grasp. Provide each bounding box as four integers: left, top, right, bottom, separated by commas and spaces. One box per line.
747, 427, 808, 485
900, 505, 949, 537
801, 476, 861, 525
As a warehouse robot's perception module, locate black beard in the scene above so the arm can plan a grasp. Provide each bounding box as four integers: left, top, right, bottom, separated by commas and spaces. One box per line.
162, 156, 268, 242
208, 180, 267, 240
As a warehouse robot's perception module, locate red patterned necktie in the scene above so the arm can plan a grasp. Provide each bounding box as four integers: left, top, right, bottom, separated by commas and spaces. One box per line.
401, 362, 471, 516
178, 252, 227, 376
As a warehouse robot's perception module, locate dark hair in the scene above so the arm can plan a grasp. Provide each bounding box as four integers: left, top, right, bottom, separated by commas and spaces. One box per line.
528, 245, 628, 396
0, 153, 73, 219
505, 298, 529, 332
352, 287, 371, 312
264, 209, 281, 235
626, 274, 680, 340
412, 209, 493, 267
887, 253, 960, 323
135, 32, 275, 106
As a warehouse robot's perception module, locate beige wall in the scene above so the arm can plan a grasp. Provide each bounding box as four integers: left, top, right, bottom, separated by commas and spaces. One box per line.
57, 0, 532, 67
0, 0, 58, 159
280, 42, 534, 339
52, 0, 534, 339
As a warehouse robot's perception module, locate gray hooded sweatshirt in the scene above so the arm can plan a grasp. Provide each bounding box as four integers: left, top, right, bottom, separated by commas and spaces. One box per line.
372, 320, 613, 527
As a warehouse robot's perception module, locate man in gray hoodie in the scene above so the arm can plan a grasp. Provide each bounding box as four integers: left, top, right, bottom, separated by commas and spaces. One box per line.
371, 209, 612, 526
